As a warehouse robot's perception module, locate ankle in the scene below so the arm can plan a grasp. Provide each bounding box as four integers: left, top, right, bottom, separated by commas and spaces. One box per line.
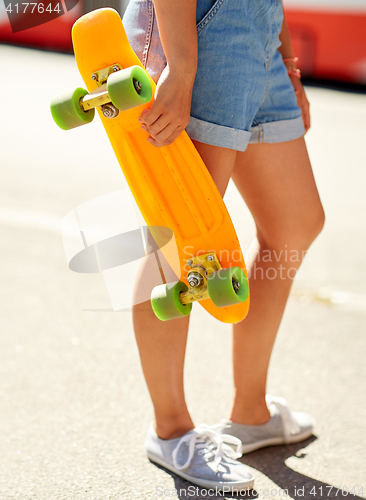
154, 412, 194, 440
155, 422, 194, 440
230, 395, 270, 425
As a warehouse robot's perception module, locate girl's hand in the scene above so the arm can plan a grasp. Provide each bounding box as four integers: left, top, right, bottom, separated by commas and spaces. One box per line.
139, 64, 195, 147
290, 75, 311, 133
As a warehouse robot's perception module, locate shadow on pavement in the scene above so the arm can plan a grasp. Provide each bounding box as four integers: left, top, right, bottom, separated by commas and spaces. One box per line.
149, 437, 365, 500
240, 436, 364, 500
150, 460, 258, 500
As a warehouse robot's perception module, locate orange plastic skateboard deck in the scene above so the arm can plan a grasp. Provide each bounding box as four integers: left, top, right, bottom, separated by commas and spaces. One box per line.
70, 8, 249, 323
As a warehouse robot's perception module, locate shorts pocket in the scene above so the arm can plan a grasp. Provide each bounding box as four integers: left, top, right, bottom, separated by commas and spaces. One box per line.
196, 0, 226, 33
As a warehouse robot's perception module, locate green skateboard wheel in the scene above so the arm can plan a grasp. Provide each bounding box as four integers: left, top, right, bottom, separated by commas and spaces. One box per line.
107, 65, 152, 111
151, 281, 192, 321
51, 88, 95, 130
207, 267, 249, 308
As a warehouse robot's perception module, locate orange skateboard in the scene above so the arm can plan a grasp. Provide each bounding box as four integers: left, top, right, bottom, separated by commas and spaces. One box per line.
51, 8, 249, 323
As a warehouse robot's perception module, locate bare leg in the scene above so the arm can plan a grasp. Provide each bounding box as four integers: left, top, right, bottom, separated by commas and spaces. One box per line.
132, 141, 237, 439
230, 138, 325, 424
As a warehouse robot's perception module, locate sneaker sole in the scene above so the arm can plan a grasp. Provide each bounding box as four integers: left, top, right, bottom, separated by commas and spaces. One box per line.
147, 452, 255, 491
240, 428, 314, 455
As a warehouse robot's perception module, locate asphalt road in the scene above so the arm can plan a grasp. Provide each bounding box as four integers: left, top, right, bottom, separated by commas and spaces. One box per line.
0, 45, 365, 500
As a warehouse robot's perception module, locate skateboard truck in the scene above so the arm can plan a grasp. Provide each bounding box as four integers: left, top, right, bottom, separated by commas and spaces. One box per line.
181, 253, 246, 305
91, 63, 122, 84
79, 63, 124, 118
180, 252, 222, 305
50, 63, 153, 130
151, 250, 248, 321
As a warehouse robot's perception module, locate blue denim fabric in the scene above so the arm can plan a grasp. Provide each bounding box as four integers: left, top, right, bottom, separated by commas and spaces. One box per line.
123, 0, 305, 151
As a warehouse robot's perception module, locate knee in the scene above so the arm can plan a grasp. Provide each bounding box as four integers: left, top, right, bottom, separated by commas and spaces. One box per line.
259, 203, 325, 258
298, 203, 325, 251
313, 204, 326, 240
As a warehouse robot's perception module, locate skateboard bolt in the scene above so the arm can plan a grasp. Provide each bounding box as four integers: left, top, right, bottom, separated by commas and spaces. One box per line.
233, 280, 241, 292
188, 272, 204, 288
133, 79, 142, 94
207, 255, 214, 261
112, 66, 120, 72
102, 103, 119, 119
91, 73, 98, 81
187, 260, 192, 267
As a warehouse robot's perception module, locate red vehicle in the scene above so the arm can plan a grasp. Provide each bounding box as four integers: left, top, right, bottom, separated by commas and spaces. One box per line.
1, 0, 365, 84
285, 0, 366, 84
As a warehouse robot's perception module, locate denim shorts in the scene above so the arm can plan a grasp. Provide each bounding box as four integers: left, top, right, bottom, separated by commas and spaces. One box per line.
123, 0, 305, 151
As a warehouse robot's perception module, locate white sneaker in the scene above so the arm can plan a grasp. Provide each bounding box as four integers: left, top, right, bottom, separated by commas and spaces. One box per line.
218, 396, 315, 454
145, 424, 254, 491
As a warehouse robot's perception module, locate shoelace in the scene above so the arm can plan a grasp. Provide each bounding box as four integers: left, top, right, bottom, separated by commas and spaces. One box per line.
266, 395, 301, 443
172, 424, 242, 472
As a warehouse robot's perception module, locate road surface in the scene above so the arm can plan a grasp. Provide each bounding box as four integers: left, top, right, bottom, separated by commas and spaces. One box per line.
0, 45, 365, 500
